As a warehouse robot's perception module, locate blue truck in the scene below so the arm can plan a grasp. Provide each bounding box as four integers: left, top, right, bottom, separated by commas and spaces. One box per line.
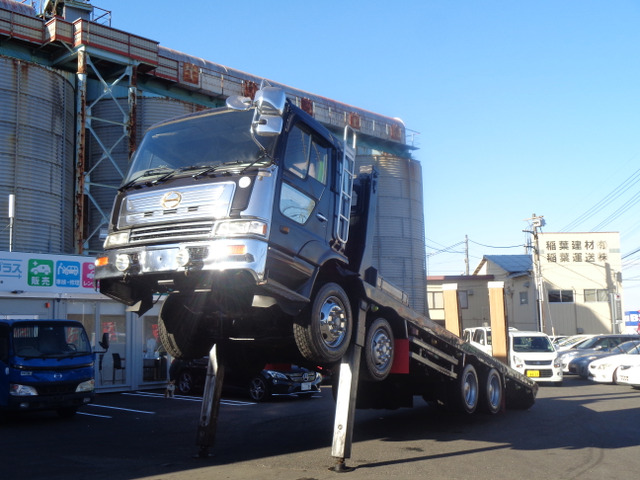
0, 319, 104, 418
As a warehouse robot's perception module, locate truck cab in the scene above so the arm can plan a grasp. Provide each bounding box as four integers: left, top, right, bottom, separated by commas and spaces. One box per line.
96, 86, 356, 364
0, 319, 98, 417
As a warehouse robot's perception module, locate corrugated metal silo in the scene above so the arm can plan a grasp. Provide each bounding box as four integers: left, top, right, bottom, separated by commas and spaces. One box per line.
0, 56, 75, 253
87, 96, 202, 252
356, 155, 426, 314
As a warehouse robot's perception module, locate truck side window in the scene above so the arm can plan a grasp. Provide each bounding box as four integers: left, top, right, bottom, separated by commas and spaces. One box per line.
284, 125, 328, 184
280, 183, 315, 224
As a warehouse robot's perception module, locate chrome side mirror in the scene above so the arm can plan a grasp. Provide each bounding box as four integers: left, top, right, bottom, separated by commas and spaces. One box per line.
254, 87, 286, 116
226, 86, 286, 136
253, 87, 286, 136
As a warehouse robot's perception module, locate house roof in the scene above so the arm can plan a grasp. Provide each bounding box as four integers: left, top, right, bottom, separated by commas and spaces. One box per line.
474, 255, 532, 277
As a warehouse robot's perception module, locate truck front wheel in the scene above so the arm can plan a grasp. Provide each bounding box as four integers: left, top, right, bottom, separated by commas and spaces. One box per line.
293, 282, 353, 365
159, 294, 213, 359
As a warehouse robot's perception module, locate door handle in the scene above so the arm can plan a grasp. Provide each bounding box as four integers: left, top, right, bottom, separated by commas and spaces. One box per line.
316, 213, 328, 223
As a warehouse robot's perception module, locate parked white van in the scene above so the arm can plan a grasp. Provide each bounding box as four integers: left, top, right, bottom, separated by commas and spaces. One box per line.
463, 327, 562, 385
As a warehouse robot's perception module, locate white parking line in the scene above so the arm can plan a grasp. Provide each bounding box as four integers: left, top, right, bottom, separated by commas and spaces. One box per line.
78, 411, 112, 418
88, 403, 156, 414
122, 391, 256, 406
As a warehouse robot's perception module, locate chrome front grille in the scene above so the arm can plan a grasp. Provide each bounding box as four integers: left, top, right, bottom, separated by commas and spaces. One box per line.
129, 221, 215, 244
118, 183, 235, 229
288, 371, 317, 383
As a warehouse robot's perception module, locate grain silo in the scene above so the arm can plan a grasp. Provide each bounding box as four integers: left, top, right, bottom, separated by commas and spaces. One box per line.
356, 154, 426, 314
0, 56, 75, 253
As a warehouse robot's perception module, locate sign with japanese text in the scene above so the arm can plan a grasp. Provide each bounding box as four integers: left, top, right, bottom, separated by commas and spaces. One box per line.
0, 251, 96, 294
539, 232, 620, 266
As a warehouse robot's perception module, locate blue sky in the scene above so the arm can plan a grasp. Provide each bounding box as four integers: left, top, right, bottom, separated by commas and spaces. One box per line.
101, 0, 640, 309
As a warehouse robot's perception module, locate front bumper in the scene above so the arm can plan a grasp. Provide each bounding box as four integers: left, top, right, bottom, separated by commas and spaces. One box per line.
5, 392, 94, 412
96, 238, 269, 281
95, 239, 269, 308
516, 367, 563, 384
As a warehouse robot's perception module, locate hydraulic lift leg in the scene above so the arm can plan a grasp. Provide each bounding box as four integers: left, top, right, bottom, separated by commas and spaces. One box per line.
330, 300, 367, 472
195, 344, 225, 458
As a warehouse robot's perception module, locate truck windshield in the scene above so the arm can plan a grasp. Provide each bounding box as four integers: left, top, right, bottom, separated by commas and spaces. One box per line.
123, 108, 277, 186
512, 336, 555, 353
12, 323, 92, 358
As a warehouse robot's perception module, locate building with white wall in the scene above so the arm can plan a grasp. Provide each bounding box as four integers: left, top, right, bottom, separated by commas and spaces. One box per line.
536, 231, 622, 335
427, 233, 623, 336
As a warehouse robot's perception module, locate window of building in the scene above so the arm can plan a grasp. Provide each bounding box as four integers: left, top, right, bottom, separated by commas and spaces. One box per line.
428, 291, 444, 309
459, 290, 469, 309
519, 291, 528, 305
548, 290, 574, 303
584, 289, 608, 302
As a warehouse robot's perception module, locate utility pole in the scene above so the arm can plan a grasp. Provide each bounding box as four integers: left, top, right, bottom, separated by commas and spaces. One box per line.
525, 214, 546, 333
8, 194, 15, 252
464, 234, 469, 275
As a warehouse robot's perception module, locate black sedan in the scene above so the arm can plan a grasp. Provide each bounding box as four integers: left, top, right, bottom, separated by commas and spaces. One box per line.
170, 358, 322, 402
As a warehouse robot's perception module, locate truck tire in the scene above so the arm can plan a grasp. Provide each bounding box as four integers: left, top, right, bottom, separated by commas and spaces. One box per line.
479, 368, 503, 414
362, 318, 394, 382
452, 363, 479, 414
293, 282, 353, 365
158, 294, 213, 359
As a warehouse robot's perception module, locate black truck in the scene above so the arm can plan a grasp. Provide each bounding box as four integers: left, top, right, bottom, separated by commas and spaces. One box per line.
95, 85, 536, 413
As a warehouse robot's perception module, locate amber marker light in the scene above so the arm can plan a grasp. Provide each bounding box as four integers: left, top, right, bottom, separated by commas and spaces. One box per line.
227, 245, 247, 256
95, 257, 109, 267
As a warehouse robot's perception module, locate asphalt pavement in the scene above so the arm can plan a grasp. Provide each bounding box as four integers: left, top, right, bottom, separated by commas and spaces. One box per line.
2, 376, 639, 480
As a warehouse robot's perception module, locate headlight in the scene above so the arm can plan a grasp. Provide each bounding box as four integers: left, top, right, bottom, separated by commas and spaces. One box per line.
553, 357, 562, 368
104, 231, 130, 249
264, 370, 288, 380
76, 379, 95, 393
176, 248, 190, 267
115, 254, 131, 272
215, 220, 267, 237
512, 355, 524, 368
10, 384, 38, 396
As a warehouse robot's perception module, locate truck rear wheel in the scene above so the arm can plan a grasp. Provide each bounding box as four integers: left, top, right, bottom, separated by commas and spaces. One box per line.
362, 318, 394, 382
452, 363, 479, 414
480, 368, 503, 414
159, 294, 213, 359
293, 282, 352, 365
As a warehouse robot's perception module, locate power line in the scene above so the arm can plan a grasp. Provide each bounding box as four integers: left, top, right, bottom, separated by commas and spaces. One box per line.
426, 241, 465, 257
590, 189, 640, 231
468, 239, 524, 249
561, 165, 640, 232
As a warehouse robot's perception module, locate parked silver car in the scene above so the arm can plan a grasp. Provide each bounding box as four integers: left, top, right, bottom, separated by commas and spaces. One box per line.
558, 335, 640, 372
568, 340, 640, 378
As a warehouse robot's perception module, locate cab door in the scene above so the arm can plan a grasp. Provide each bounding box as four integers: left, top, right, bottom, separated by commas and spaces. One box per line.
268, 121, 335, 287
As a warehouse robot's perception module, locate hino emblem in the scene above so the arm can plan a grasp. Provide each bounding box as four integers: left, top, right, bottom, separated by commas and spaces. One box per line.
161, 191, 182, 209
